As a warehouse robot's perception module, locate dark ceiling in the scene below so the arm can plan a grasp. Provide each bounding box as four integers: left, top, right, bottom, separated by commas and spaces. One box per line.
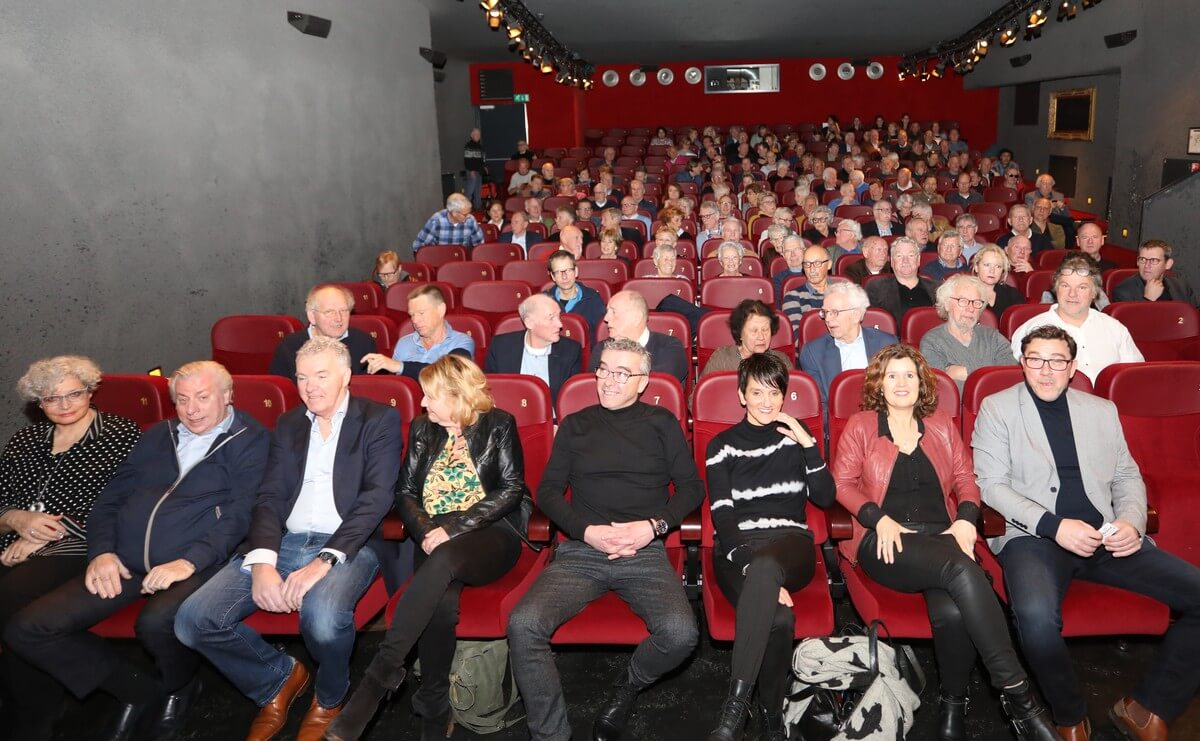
421, 0, 1011, 64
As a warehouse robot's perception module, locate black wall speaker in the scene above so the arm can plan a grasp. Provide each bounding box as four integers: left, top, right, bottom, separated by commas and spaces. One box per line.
1010, 54, 1033, 68
287, 12, 331, 38
420, 47, 448, 70
1104, 29, 1137, 48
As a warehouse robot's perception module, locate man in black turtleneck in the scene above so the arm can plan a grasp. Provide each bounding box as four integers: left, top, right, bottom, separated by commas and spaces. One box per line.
972, 325, 1200, 740
507, 338, 703, 741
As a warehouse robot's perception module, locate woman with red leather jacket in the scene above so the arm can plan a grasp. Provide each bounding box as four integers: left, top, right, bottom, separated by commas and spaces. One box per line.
833, 345, 1057, 741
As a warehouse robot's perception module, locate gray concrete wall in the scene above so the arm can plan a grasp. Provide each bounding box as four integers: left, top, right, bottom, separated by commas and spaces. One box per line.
968, 0, 1200, 247
0, 1, 441, 431
434, 57, 477, 188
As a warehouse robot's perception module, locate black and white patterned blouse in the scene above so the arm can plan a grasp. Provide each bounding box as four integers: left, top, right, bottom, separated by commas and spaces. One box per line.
0, 410, 140, 556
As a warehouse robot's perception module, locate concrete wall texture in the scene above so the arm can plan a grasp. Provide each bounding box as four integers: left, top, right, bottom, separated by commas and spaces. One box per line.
968, 0, 1200, 249
0, 1, 441, 430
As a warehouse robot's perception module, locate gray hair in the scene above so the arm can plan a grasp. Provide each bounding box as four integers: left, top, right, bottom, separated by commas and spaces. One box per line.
599, 337, 652, 375
305, 283, 355, 313
895, 193, 915, 209
169, 360, 233, 402
838, 219, 863, 240
935, 274, 993, 320
810, 205, 833, 221
910, 202, 933, 219
1052, 255, 1103, 295
651, 242, 678, 261
446, 193, 472, 214
890, 236, 921, 258
716, 240, 745, 260
782, 233, 806, 251
518, 293, 557, 322
824, 281, 870, 312
16, 355, 103, 402
766, 224, 790, 241
955, 213, 977, 228
296, 336, 352, 371
937, 230, 962, 248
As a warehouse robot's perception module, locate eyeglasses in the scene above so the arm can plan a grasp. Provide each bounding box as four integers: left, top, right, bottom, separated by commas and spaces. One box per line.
1057, 267, 1095, 278
949, 297, 985, 309
40, 388, 90, 407
595, 367, 647, 384
809, 216, 829, 223
377, 270, 399, 279
1022, 356, 1071, 371
818, 308, 858, 319
549, 267, 577, 278
1136, 256, 1164, 266
802, 260, 831, 268
316, 308, 351, 319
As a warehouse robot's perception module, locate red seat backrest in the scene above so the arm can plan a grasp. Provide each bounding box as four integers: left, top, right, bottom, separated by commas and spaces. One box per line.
493, 312, 591, 370
1023, 270, 1056, 302
473, 242, 525, 267
796, 308, 897, 346
999, 303, 1052, 340
415, 244, 468, 269
961, 365, 1092, 445
575, 259, 629, 286
1036, 249, 1072, 270
348, 375, 422, 452
835, 253, 865, 275
1103, 301, 1200, 343
701, 258, 765, 281
348, 315, 399, 356
622, 277, 695, 309
501, 260, 549, 288
696, 310, 795, 370
211, 315, 304, 375
384, 282, 458, 314
633, 259, 698, 282
527, 242, 560, 261
692, 371, 827, 546
92, 375, 174, 431
1103, 268, 1139, 297
700, 277, 774, 308
827, 368, 959, 462
335, 281, 384, 315
556, 372, 687, 439
901, 306, 998, 345
435, 261, 496, 290
398, 262, 434, 283
461, 281, 534, 328
230, 375, 302, 431
486, 374, 554, 493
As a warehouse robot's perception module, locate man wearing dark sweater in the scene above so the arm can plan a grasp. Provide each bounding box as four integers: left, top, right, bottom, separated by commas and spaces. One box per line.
269, 284, 375, 380
508, 338, 704, 741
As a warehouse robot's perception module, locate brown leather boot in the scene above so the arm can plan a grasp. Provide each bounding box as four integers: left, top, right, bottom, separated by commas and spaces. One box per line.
297, 696, 342, 741
1056, 718, 1090, 740
1109, 697, 1167, 741
246, 660, 312, 741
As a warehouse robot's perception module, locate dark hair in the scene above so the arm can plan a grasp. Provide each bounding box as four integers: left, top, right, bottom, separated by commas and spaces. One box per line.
860, 344, 940, 418
1019, 325, 1078, 359
737, 351, 790, 395
729, 299, 778, 345
546, 250, 577, 270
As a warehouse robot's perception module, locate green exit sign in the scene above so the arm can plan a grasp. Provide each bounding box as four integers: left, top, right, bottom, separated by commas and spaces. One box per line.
513, 93, 530, 103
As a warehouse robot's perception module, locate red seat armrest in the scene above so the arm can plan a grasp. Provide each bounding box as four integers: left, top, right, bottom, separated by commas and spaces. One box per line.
981, 505, 1007, 538
382, 513, 407, 541
826, 503, 854, 541
528, 508, 553, 544
679, 511, 702, 543
1146, 506, 1158, 535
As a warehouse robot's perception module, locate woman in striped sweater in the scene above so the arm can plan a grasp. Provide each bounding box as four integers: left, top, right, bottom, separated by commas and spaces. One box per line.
704, 353, 835, 741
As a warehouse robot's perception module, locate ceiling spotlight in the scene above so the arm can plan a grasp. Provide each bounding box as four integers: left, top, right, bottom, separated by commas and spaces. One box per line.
1028, 3, 1049, 29
1058, 0, 1078, 20
486, 8, 503, 29
505, 24, 523, 40
539, 59, 554, 74
582, 78, 594, 91
479, 0, 499, 9
999, 25, 1018, 46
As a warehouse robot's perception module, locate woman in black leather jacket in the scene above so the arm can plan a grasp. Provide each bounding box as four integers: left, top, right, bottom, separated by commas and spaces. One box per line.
327, 355, 529, 741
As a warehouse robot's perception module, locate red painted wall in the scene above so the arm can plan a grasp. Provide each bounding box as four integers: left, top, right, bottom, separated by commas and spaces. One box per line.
471, 56, 999, 152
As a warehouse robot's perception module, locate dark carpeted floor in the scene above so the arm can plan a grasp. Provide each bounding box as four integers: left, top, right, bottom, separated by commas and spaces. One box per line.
41, 598, 1199, 740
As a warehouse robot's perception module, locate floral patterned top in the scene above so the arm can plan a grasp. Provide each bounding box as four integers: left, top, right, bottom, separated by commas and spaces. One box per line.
422, 434, 486, 516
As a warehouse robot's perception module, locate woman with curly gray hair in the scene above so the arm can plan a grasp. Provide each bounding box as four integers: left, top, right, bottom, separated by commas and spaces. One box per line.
0, 355, 140, 738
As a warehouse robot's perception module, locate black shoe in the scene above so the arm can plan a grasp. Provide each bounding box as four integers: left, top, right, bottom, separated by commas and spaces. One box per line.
707, 680, 754, 741
591, 675, 641, 741
999, 681, 1059, 741
95, 701, 152, 741
754, 702, 786, 741
937, 692, 968, 741
147, 676, 203, 741
324, 664, 407, 741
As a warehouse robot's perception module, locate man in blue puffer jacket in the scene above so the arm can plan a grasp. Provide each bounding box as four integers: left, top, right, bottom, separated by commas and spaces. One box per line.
5, 360, 269, 741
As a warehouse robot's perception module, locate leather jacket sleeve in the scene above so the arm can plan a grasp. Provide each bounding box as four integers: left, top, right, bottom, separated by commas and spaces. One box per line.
441, 411, 529, 538
396, 417, 438, 541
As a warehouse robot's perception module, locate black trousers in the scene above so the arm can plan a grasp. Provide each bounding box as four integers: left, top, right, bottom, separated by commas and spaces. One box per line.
5, 564, 218, 700
0, 556, 87, 732
858, 529, 1025, 696
373, 525, 520, 719
714, 532, 816, 712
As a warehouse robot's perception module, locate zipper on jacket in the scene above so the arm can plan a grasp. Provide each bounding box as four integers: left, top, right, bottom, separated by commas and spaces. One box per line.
143, 425, 247, 573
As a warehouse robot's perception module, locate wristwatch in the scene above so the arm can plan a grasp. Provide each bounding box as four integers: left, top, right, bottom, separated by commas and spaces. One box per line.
648, 518, 669, 538
317, 552, 339, 567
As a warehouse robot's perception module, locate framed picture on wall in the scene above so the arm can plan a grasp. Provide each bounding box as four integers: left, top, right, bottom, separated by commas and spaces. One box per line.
1188, 127, 1200, 155
1047, 88, 1096, 141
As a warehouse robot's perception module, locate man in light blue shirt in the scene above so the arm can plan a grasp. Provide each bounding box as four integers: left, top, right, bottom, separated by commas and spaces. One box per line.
361, 285, 474, 380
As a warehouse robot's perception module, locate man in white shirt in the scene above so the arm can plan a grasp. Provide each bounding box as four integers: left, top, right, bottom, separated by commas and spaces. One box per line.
1008, 256, 1144, 382
176, 337, 402, 741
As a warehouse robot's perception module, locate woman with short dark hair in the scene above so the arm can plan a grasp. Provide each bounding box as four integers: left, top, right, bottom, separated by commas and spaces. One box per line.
700, 299, 789, 377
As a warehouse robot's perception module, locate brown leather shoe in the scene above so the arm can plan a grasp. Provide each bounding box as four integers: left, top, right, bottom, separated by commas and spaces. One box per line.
1109, 696, 1168, 741
246, 660, 312, 741
297, 696, 342, 741
1057, 718, 1091, 740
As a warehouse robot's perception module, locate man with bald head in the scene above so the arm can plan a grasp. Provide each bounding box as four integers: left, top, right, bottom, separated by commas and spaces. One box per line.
269, 284, 375, 381
588, 291, 688, 387
1005, 235, 1036, 275
843, 235, 893, 286
485, 293, 582, 399
557, 225, 584, 259
1073, 222, 1117, 271
621, 196, 652, 238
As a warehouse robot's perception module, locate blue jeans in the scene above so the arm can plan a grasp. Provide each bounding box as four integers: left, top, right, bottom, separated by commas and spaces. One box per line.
463, 170, 482, 210
175, 532, 379, 708
998, 536, 1200, 725
507, 540, 698, 741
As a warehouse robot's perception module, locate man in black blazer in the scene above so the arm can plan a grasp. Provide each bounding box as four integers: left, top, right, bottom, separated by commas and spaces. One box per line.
269, 284, 376, 380
176, 336, 402, 741
497, 211, 543, 257
866, 236, 938, 327
587, 290, 688, 388
860, 200, 904, 238
485, 294, 582, 400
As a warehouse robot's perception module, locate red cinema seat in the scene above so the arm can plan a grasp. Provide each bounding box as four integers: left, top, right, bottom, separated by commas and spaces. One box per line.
701, 277, 773, 309
931, 203, 964, 223
701, 258, 765, 281
960, 365, 1170, 635
633, 259, 698, 283
395, 313, 490, 368
494, 312, 592, 370
384, 282, 458, 320
230, 375, 302, 430
1103, 268, 1139, 297
1022, 270, 1056, 303
692, 371, 834, 640
835, 253, 865, 275
1103, 301, 1200, 361
1100, 245, 1138, 269
556, 372, 687, 439
92, 375, 173, 431
462, 281, 533, 330
348, 314, 399, 356
1036, 249, 1072, 271
836, 205, 873, 221
335, 281, 384, 315
473, 242, 525, 268
623, 278, 696, 309
415, 244, 468, 270
501, 260, 550, 288
595, 312, 693, 390
211, 315, 304, 375
983, 187, 1018, 206
967, 205, 1004, 229
901, 306, 997, 346
348, 374, 422, 454
697, 310, 795, 371
796, 308, 897, 347
999, 303, 1052, 340
575, 259, 629, 287
398, 262, 434, 283
435, 261, 497, 298
644, 239, 697, 262
584, 241, 639, 264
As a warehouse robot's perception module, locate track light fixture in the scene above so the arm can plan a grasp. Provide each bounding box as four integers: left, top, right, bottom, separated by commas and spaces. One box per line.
481, 0, 593, 89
